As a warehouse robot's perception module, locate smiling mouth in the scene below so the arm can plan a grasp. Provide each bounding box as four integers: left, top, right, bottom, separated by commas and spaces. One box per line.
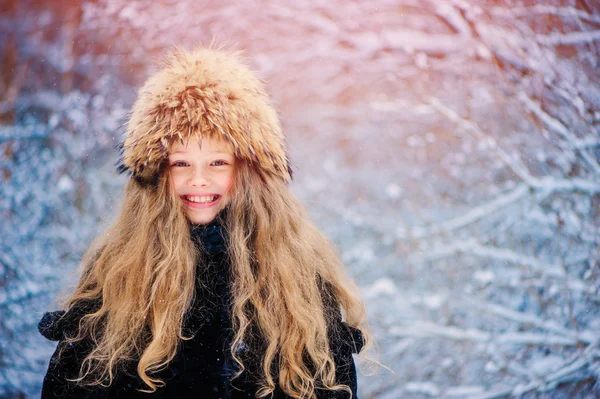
183, 195, 220, 204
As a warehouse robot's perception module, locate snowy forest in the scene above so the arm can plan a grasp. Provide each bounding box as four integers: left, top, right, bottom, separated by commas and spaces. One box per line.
1, 0, 600, 397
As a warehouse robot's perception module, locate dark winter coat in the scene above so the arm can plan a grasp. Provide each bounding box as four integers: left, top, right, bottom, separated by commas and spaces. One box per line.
39, 219, 364, 398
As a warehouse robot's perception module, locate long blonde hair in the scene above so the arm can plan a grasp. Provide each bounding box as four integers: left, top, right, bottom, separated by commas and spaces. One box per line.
60, 159, 369, 399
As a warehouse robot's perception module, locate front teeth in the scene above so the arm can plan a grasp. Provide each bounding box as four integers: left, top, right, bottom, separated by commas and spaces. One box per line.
186, 195, 218, 203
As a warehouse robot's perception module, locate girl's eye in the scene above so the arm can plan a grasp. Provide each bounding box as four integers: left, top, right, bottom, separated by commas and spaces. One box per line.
171, 161, 189, 167
211, 160, 228, 166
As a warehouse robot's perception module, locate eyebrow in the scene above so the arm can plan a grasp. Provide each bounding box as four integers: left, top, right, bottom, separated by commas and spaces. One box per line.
169, 150, 233, 155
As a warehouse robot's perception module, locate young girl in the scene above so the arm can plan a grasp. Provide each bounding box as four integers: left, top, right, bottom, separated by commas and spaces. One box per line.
39, 46, 368, 399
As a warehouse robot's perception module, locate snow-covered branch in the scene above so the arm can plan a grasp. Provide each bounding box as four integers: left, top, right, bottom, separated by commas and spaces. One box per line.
491, 5, 600, 25
537, 30, 600, 46
0, 125, 51, 144
396, 185, 529, 239
390, 321, 589, 346
463, 300, 596, 344
518, 92, 600, 176
432, 96, 600, 185
381, 29, 475, 56
428, 98, 537, 186
407, 239, 580, 281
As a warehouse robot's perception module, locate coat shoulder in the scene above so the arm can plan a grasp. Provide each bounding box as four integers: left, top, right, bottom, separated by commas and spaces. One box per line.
38, 299, 102, 341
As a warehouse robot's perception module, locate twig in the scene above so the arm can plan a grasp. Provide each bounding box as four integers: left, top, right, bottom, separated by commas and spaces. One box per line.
396, 185, 528, 239
463, 300, 596, 344
380, 29, 475, 56
431, 1, 473, 37
390, 321, 587, 346
428, 98, 537, 186
518, 92, 600, 176
0, 125, 51, 144
430, 98, 600, 191
491, 5, 600, 25
407, 239, 568, 279
537, 30, 600, 46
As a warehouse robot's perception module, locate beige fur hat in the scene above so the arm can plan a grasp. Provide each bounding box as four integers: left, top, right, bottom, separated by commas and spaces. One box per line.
117, 46, 291, 185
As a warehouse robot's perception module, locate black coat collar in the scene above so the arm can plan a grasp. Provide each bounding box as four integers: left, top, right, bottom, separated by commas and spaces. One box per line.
190, 210, 228, 255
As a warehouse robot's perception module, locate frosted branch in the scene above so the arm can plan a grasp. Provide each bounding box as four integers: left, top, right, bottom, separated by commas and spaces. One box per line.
491, 5, 600, 25
381, 29, 475, 56
532, 176, 600, 195
538, 30, 600, 46
463, 300, 596, 344
396, 185, 529, 239
568, 136, 600, 150
0, 125, 50, 143
431, 1, 473, 38
471, 365, 592, 399
408, 239, 578, 280
390, 321, 587, 346
518, 92, 600, 175
428, 98, 537, 186
431, 97, 600, 188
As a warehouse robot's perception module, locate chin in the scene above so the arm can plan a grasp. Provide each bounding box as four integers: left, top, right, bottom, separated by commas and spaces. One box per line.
186, 210, 220, 225
188, 215, 218, 225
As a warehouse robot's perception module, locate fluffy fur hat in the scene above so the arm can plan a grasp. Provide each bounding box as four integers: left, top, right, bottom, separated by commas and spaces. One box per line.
117, 46, 291, 184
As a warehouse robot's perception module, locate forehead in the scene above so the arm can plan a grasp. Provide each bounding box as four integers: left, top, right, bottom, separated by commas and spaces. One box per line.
169, 135, 234, 155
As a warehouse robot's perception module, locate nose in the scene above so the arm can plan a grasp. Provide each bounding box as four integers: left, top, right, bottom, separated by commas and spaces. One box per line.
188, 165, 210, 187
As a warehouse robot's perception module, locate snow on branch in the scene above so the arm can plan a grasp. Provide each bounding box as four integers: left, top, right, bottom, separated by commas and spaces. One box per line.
404, 381, 440, 397
396, 185, 529, 240
537, 30, 600, 46
491, 5, 600, 25
431, 97, 600, 188
518, 92, 600, 176
396, 177, 599, 242
517, 92, 575, 141
380, 29, 475, 56
408, 238, 575, 280
0, 125, 51, 143
533, 176, 600, 195
505, 351, 598, 398
0, 286, 53, 309
390, 321, 587, 346
431, 1, 473, 38
462, 300, 596, 344
390, 321, 490, 342
15, 91, 65, 113
472, 359, 593, 399
568, 136, 600, 150
427, 98, 537, 186
0, 252, 28, 281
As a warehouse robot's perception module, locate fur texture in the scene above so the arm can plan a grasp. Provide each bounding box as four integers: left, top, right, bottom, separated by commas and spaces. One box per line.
118, 46, 291, 184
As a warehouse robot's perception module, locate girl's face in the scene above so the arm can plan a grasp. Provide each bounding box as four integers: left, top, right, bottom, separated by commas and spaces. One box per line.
168, 135, 235, 225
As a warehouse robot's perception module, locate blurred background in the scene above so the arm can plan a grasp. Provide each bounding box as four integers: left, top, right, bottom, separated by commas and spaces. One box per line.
1, 0, 600, 397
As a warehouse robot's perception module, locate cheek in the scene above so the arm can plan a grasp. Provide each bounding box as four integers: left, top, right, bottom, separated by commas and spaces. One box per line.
168, 173, 185, 201
168, 170, 184, 193
220, 168, 235, 195
223, 174, 234, 194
